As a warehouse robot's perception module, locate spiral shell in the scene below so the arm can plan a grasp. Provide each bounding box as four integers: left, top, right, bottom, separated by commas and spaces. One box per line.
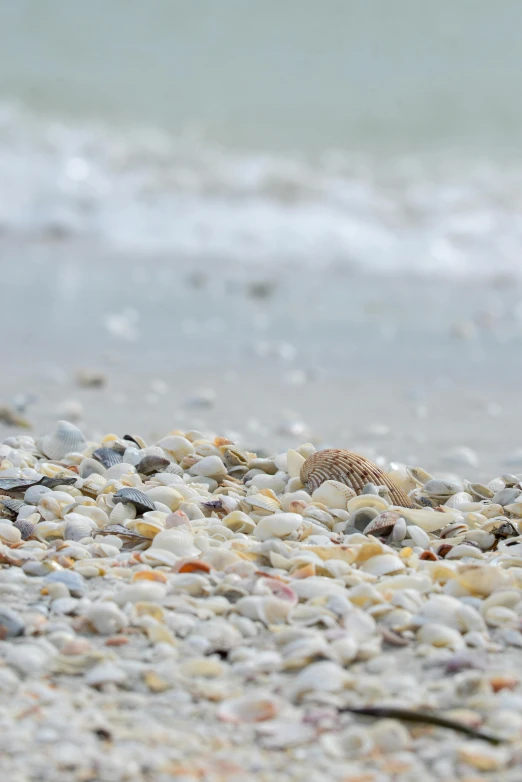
300, 449, 415, 508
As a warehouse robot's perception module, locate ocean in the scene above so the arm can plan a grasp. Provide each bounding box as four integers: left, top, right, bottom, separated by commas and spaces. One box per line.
1, 0, 522, 276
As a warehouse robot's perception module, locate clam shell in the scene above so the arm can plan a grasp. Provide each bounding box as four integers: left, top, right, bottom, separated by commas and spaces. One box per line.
64, 513, 97, 541
92, 447, 123, 469
113, 487, 155, 515
424, 478, 462, 498
156, 435, 194, 461
38, 421, 86, 460
364, 510, 403, 537
301, 449, 415, 508
136, 455, 170, 475
78, 458, 106, 479
311, 480, 356, 509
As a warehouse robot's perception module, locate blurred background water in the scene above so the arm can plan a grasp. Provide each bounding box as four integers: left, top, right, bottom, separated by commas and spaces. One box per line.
1, 0, 522, 273
1, 0, 522, 474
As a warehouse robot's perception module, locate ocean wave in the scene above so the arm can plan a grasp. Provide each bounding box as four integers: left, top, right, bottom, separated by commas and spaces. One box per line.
1, 102, 522, 277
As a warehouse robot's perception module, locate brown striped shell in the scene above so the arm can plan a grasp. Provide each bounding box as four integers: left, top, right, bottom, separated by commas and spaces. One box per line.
300, 449, 415, 509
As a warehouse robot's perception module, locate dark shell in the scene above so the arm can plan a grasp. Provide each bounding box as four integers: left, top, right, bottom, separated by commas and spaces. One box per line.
13, 518, 36, 540
301, 449, 415, 509
136, 455, 171, 476
93, 447, 123, 468
41, 476, 78, 489
0, 477, 45, 494
113, 487, 155, 515
96, 524, 146, 540
123, 434, 147, 449
0, 498, 26, 518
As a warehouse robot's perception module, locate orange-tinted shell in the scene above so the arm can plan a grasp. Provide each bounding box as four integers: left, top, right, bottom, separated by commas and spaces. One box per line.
300, 449, 415, 509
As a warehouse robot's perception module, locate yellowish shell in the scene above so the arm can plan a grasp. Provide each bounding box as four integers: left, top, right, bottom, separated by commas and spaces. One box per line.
300, 449, 415, 508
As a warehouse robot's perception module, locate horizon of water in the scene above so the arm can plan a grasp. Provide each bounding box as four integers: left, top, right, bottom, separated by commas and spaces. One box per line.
2, 1, 522, 276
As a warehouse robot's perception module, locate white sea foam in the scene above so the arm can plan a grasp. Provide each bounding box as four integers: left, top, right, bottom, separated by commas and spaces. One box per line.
1, 102, 522, 277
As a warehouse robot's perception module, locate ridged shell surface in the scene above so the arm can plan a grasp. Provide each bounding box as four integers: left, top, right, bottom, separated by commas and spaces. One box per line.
38, 421, 87, 461
92, 447, 123, 468
113, 487, 156, 515
300, 449, 415, 509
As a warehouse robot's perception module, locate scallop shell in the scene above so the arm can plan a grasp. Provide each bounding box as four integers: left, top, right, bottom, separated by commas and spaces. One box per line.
92, 447, 123, 469
38, 421, 86, 460
364, 510, 403, 537
301, 449, 415, 508
13, 517, 37, 540
113, 487, 155, 515
0, 497, 26, 517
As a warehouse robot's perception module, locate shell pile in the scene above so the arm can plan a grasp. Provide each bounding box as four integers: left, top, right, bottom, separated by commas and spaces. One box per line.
1, 422, 522, 779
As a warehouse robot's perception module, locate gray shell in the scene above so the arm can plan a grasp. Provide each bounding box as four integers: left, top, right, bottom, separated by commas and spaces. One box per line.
113, 487, 155, 515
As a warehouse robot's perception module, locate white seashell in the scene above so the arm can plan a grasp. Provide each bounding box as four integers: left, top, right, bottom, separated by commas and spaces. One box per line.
79, 458, 105, 479
144, 486, 183, 511
311, 480, 355, 509
391, 517, 407, 542
85, 601, 128, 635
254, 513, 302, 541
109, 502, 136, 524
114, 581, 167, 605
34, 521, 66, 541
63, 513, 98, 541
407, 525, 430, 549
0, 522, 21, 544
151, 529, 199, 557
417, 622, 465, 650
247, 474, 286, 493
444, 544, 485, 560
189, 455, 227, 479
330, 636, 359, 665
156, 435, 194, 461
104, 463, 136, 480
139, 548, 180, 566
445, 492, 474, 509
235, 595, 291, 625
38, 492, 76, 520
81, 474, 107, 495
424, 478, 462, 497
85, 662, 128, 688
360, 554, 405, 576
370, 719, 411, 753
400, 507, 461, 532
348, 495, 389, 513
24, 485, 51, 504
218, 693, 282, 723
38, 421, 86, 460
286, 449, 305, 479
222, 510, 256, 534
288, 660, 348, 701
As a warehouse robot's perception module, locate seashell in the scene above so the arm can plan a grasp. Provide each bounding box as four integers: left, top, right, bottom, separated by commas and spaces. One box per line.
38, 421, 86, 460
424, 478, 462, 498
92, 447, 123, 468
247, 474, 286, 493
439, 521, 468, 538
78, 458, 106, 479
301, 449, 415, 508
222, 510, 256, 534
0, 476, 45, 494
288, 660, 348, 701
456, 564, 512, 596
444, 543, 484, 560
85, 601, 128, 635
287, 449, 306, 479
13, 517, 36, 540
38, 491, 76, 520
467, 482, 494, 501
364, 510, 402, 538
493, 488, 522, 507
136, 455, 170, 475
242, 493, 281, 515
0, 497, 26, 518
151, 528, 199, 557
360, 554, 405, 576
189, 455, 227, 479
144, 486, 183, 511
127, 511, 166, 539
254, 513, 303, 541
156, 435, 194, 461
80, 473, 107, 496
218, 693, 282, 723
24, 484, 51, 505
0, 521, 21, 543
113, 487, 155, 515
406, 466, 433, 486
504, 501, 522, 517
122, 434, 147, 449
311, 480, 356, 509
45, 570, 86, 596
104, 463, 136, 480
417, 622, 465, 650
34, 520, 66, 541
444, 492, 474, 509
391, 516, 407, 542
63, 513, 97, 541
249, 458, 278, 475
399, 507, 460, 532
138, 548, 180, 566
0, 607, 25, 638
349, 507, 379, 533
407, 524, 430, 549
109, 501, 136, 524
347, 494, 389, 514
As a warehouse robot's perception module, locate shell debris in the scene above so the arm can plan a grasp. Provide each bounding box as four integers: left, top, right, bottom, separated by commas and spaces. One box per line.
0, 421, 520, 778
